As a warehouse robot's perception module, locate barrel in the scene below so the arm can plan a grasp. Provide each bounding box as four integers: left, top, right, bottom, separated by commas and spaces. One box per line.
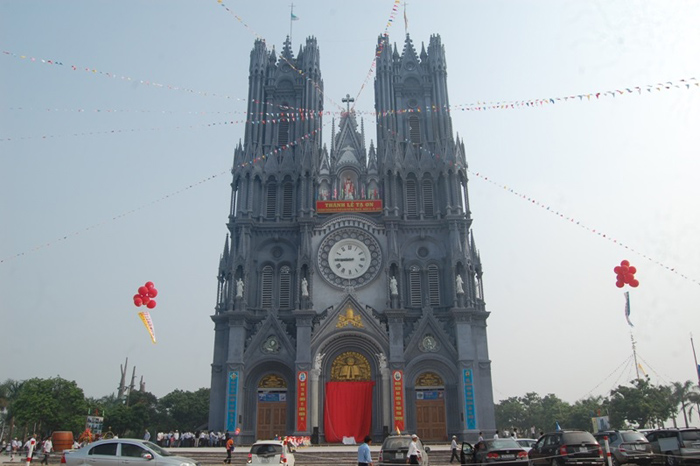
52, 431, 74, 452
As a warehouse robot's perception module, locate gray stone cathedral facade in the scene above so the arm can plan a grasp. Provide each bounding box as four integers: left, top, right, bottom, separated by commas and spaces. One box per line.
208, 33, 496, 444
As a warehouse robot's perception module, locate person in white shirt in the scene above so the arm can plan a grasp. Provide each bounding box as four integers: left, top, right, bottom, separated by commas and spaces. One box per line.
450, 435, 459, 463
407, 434, 421, 464
493, 430, 499, 439
40, 438, 52, 465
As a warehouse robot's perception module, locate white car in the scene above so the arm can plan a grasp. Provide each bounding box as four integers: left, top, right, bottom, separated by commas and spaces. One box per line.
61, 438, 199, 466
247, 440, 295, 466
515, 438, 537, 452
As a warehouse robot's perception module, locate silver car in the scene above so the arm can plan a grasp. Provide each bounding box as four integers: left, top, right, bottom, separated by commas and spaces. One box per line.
61, 438, 199, 466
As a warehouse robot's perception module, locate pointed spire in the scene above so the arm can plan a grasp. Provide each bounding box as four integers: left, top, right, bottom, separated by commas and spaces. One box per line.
360, 117, 366, 151
281, 36, 294, 61
368, 140, 378, 174
420, 42, 428, 62
219, 234, 230, 272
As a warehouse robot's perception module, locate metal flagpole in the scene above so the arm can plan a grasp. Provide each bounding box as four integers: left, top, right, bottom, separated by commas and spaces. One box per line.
691, 334, 700, 387
289, 3, 295, 43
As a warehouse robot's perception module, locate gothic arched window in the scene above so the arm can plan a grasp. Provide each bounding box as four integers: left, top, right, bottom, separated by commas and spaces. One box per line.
261, 266, 273, 308
278, 102, 290, 147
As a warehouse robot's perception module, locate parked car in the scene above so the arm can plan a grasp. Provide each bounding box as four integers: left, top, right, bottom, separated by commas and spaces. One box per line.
460, 438, 529, 466
593, 430, 653, 466
645, 428, 700, 466
247, 440, 295, 466
529, 431, 604, 466
515, 439, 537, 452
378, 434, 431, 466
61, 438, 199, 466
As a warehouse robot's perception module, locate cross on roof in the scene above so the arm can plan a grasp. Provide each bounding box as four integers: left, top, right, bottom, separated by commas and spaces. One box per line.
341, 94, 355, 113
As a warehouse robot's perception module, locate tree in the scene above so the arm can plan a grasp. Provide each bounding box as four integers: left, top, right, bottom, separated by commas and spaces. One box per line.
102, 390, 158, 437
608, 378, 674, 428
671, 380, 698, 428
0, 379, 25, 439
12, 377, 87, 436
158, 388, 210, 431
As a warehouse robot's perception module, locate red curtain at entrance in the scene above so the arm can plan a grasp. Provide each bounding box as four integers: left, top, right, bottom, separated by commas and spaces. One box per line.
324, 381, 375, 443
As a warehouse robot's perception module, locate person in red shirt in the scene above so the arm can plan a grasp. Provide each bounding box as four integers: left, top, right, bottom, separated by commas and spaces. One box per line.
224, 435, 234, 464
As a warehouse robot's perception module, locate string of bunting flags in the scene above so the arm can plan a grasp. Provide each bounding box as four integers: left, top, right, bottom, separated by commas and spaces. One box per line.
0, 123, 326, 263
374, 120, 700, 287
352, 0, 402, 107
214, 0, 347, 114
4, 48, 696, 119
0, 112, 324, 142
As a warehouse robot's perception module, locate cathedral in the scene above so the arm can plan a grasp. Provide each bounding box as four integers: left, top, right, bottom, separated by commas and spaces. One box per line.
208, 32, 496, 444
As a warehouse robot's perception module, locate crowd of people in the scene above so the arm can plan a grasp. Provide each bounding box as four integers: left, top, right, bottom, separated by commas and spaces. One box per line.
151, 430, 230, 448
1, 434, 55, 463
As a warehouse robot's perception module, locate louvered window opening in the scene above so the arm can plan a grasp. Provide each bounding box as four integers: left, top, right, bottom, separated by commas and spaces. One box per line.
409, 269, 422, 307
279, 114, 290, 147
409, 115, 421, 145
282, 183, 293, 219
266, 184, 277, 219
261, 266, 273, 308
422, 180, 434, 217
428, 265, 440, 306
279, 267, 291, 308
406, 180, 418, 219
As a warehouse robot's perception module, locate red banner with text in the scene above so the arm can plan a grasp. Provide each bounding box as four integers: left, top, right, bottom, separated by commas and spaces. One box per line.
392, 370, 405, 432
296, 371, 308, 432
316, 200, 382, 213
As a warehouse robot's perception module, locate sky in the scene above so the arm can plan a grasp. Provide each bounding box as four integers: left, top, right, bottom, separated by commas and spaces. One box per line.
1, 1, 700, 407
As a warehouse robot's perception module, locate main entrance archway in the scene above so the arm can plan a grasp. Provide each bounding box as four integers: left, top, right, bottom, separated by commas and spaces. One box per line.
256, 374, 287, 440
324, 351, 375, 443
415, 371, 447, 441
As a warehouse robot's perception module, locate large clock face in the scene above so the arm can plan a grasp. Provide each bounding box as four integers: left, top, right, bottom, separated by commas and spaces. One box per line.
318, 227, 381, 288
328, 238, 370, 279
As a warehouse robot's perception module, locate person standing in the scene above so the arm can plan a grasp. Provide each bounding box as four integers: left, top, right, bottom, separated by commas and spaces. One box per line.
357, 435, 373, 466
407, 434, 421, 465
224, 434, 234, 464
478, 432, 484, 442
39, 437, 52, 465
493, 430, 499, 439
144, 430, 151, 442
450, 435, 459, 463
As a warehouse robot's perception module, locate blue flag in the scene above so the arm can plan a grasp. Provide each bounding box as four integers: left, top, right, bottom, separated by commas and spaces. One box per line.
556, 421, 562, 431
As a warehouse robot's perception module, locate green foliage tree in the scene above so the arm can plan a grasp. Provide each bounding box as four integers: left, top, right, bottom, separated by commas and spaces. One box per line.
671, 380, 699, 428
158, 388, 210, 431
0, 379, 25, 438
608, 378, 675, 428
12, 377, 86, 436
102, 390, 158, 437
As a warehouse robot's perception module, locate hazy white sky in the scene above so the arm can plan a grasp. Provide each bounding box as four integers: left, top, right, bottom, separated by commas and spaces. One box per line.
1, 0, 700, 405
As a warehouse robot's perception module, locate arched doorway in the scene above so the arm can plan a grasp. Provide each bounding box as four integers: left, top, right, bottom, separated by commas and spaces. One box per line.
415, 371, 447, 441
256, 374, 287, 440
324, 351, 375, 443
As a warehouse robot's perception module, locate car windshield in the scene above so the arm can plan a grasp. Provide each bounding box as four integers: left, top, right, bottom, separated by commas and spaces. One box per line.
251, 444, 282, 456
562, 433, 596, 444
383, 438, 410, 450
487, 439, 520, 449
142, 441, 170, 456
621, 432, 648, 443
681, 431, 700, 442
517, 440, 535, 447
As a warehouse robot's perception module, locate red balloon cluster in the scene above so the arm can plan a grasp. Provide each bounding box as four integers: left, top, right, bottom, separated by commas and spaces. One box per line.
133, 281, 158, 309
613, 260, 639, 288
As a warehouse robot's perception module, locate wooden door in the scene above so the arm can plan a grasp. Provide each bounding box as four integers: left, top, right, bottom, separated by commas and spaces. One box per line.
415, 399, 446, 441
256, 402, 287, 440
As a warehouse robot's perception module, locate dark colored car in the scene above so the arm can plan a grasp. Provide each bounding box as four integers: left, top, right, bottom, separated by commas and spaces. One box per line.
529, 431, 604, 466
378, 434, 431, 466
460, 438, 529, 466
593, 430, 653, 466
645, 428, 700, 466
